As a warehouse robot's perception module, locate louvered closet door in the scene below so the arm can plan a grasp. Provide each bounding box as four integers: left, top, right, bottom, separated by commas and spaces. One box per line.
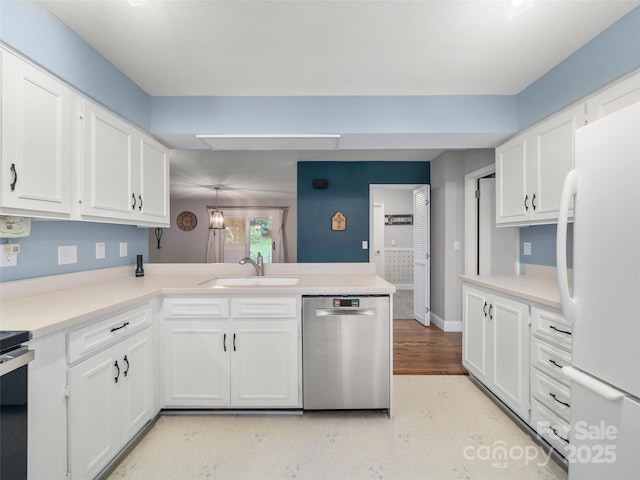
413, 185, 431, 326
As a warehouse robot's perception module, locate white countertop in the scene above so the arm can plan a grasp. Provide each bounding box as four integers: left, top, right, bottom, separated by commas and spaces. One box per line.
0, 264, 395, 339
458, 270, 564, 310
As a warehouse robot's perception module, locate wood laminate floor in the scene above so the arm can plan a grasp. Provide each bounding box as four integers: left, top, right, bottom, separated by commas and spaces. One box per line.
393, 319, 468, 375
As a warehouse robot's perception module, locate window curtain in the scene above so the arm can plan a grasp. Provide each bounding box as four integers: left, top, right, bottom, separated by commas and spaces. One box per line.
205, 228, 222, 263
277, 207, 289, 263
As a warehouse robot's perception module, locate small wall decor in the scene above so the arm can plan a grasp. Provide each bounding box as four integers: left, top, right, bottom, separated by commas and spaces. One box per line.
385, 214, 413, 225
176, 211, 198, 231
332, 211, 346, 231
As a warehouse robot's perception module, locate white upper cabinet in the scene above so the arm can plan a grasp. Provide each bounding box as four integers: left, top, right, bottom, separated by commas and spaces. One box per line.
81, 99, 169, 227
496, 104, 585, 226
586, 70, 640, 122
1, 49, 74, 217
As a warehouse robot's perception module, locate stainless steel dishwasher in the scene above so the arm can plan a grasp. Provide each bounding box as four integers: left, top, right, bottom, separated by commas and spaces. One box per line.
302, 296, 390, 410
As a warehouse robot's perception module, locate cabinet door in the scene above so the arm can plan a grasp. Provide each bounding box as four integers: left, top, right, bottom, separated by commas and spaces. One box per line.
528, 104, 583, 222
490, 294, 530, 420
231, 319, 300, 408
462, 286, 490, 382
1, 50, 73, 215
586, 70, 640, 122
120, 329, 154, 444
137, 133, 169, 224
495, 136, 529, 224
163, 319, 230, 407
81, 100, 136, 220
68, 346, 120, 480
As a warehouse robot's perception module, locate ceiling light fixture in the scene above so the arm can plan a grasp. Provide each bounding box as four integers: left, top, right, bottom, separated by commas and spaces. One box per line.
128, 0, 148, 6
507, 0, 533, 19
209, 187, 226, 230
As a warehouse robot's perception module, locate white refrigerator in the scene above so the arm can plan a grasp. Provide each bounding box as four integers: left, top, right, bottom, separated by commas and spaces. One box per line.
556, 101, 640, 479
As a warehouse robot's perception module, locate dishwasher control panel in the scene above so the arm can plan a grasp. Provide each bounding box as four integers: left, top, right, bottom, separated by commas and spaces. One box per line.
333, 298, 360, 308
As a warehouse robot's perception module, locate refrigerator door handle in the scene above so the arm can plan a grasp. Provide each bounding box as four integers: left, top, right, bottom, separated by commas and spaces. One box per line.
556, 169, 578, 325
562, 366, 624, 401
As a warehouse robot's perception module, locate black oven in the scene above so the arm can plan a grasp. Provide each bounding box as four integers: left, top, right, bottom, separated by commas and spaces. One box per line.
0, 330, 34, 480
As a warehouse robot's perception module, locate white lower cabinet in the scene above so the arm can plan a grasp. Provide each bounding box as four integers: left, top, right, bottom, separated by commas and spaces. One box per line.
67, 308, 153, 480
163, 296, 301, 409
462, 285, 530, 421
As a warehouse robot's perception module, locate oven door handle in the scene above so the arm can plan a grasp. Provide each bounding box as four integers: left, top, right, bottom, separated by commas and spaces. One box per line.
0, 348, 35, 377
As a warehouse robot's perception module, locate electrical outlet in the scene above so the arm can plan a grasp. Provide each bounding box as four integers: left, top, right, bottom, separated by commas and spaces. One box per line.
524, 242, 532, 256
362, 240, 368, 249
58, 245, 78, 265
1, 253, 17, 267
96, 242, 106, 259
119, 242, 128, 257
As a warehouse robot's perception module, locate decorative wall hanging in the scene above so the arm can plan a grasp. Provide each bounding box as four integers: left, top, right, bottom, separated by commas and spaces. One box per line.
332, 211, 346, 231
385, 214, 413, 225
176, 211, 198, 231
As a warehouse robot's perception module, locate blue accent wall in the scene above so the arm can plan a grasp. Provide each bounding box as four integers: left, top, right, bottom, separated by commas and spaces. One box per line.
0, 221, 149, 282
519, 224, 573, 269
297, 162, 429, 262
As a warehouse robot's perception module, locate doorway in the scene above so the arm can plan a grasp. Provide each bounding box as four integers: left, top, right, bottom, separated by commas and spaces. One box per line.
370, 184, 430, 324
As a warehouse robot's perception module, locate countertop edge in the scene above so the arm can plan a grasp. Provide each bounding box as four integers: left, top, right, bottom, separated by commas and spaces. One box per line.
458, 274, 562, 310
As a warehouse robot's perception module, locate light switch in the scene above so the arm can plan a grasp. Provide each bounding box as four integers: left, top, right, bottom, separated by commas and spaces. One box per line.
524, 242, 532, 256
58, 245, 77, 265
119, 242, 128, 257
362, 241, 368, 249
96, 242, 106, 259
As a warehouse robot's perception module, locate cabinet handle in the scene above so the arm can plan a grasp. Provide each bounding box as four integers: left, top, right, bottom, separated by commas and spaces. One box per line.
131, 193, 137, 210
532, 193, 537, 211
549, 392, 570, 408
549, 325, 572, 336
524, 194, 529, 211
233, 333, 237, 351
114, 360, 120, 383
123, 355, 129, 377
10, 163, 17, 191
488, 304, 493, 320
550, 426, 569, 443
223, 333, 227, 352
483, 301, 488, 317
110, 321, 130, 333
138, 194, 143, 211
549, 359, 565, 369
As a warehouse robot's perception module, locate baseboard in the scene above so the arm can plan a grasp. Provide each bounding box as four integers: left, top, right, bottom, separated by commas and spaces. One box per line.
430, 312, 463, 332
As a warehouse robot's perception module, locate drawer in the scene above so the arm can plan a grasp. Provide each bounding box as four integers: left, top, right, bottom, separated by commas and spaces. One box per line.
532, 306, 572, 351
530, 399, 571, 457
531, 337, 572, 386
68, 305, 151, 364
531, 368, 571, 421
163, 297, 229, 318
231, 297, 297, 318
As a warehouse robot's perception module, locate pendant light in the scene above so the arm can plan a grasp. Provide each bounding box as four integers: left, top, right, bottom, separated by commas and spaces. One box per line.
209, 187, 226, 229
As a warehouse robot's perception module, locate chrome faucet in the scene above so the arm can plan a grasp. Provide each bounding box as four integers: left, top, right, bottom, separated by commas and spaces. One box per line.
239, 252, 264, 276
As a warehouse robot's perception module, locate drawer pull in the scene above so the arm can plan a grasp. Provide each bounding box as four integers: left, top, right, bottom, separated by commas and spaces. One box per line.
114, 360, 120, 383
110, 321, 130, 333
131, 193, 137, 210
223, 333, 227, 352
10, 163, 17, 191
549, 392, 570, 408
483, 301, 488, 317
488, 304, 493, 320
551, 426, 569, 443
549, 359, 564, 369
524, 194, 529, 211
123, 355, 129, 377
550, 325, 572, 336
233, 333, 237, 351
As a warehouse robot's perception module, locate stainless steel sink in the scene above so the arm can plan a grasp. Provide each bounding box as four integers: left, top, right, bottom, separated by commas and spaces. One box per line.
199, 276, 299, 287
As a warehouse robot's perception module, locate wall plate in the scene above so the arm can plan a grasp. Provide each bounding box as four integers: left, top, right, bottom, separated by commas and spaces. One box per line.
0, 216, 31, 238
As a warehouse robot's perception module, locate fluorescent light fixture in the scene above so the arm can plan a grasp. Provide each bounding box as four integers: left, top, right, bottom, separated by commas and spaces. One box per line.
196, 134, 341, 151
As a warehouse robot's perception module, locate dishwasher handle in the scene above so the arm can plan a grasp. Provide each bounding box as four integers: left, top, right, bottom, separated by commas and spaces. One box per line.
315, 308, 377, 317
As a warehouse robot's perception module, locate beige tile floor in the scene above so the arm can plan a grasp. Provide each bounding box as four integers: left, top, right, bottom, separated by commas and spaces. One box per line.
107, 376, 567, 480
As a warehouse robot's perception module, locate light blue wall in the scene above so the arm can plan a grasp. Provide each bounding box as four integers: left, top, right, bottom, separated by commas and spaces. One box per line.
151, 95, 516, 136
0, 0, 151, 130
0, 222, 148, 282
517, 7, 640, 129
519, 224, 573, 269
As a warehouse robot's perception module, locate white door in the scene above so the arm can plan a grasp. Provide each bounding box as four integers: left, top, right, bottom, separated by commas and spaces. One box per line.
462, 286, 489, 381
137, 133, 169, 222
413, 185, 430, 326
371, 203, 385, 277
496, 138, 528, 224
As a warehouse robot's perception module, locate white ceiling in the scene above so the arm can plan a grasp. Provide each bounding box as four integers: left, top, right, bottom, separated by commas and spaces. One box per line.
38, 0, 639, 200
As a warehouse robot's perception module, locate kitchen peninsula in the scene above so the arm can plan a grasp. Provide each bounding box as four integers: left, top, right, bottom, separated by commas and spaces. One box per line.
0, 262, 394, 480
